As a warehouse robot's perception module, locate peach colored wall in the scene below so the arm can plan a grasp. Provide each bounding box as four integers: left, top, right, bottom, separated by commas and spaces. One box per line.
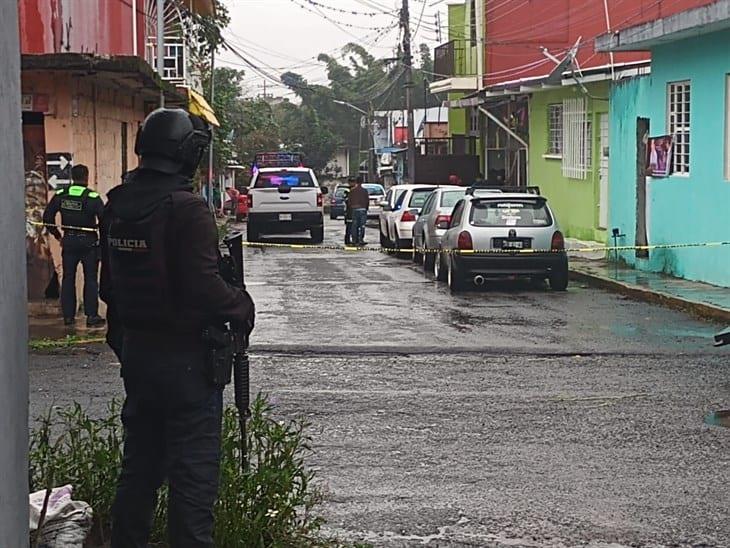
23, 70, 145, 310
22, 71, 144, 197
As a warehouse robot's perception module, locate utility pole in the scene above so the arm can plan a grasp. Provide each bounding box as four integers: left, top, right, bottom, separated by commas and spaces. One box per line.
401, 0, 417, 183
156, 0, 165, 107
0, 0, 29, 543
367, 101, 375, 183
207, 50, 216, 209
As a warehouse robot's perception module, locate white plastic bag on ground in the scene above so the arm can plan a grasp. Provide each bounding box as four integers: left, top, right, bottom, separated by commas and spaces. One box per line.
29, 485, 93, 548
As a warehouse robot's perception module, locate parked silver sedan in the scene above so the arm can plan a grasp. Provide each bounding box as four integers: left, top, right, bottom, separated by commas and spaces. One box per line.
411, 187, 466, 272
437, 190, 569, 292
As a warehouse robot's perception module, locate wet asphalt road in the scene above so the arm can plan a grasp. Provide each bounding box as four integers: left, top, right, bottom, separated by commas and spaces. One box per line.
30, 218, 730, 547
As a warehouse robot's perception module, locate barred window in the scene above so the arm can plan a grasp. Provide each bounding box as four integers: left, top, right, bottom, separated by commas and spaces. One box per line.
562, 97, 591, 179
668, 81, 690, 175
547, 104, 563, 155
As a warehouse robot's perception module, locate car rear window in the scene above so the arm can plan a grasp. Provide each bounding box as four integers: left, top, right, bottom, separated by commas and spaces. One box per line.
254, 171, 314, 188
363, 184, 384, 196
334, 187, 349, 198
408, 188, 436, 208
440, 190, 466, 208
470, 200, 552, 227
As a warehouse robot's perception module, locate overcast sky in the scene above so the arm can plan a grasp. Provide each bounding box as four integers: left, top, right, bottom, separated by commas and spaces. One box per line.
218, 0, 447, 98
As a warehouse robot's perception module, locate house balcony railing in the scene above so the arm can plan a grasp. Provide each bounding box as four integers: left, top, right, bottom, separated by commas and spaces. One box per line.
430, 40, 479, 94
434, 40, 476, 78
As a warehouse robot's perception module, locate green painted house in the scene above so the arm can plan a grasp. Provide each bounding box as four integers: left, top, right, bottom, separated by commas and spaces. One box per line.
528, 81, 610, 242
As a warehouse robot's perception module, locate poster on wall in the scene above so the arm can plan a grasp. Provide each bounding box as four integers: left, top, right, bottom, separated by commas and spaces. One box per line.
646, 135, 674, 177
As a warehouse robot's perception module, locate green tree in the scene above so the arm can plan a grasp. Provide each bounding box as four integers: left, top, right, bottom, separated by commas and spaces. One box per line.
202, 66, 246, 170
273, 101, 339, 175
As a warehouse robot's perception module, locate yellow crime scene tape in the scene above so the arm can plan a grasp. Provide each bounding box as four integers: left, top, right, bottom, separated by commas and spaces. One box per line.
242, 240, 730, 255
29, 221, 98, 234
29, 221, 730, 255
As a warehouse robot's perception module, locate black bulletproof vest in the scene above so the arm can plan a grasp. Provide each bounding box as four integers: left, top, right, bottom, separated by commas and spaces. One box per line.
59, 185, 98, 234
107, 197, 178, 331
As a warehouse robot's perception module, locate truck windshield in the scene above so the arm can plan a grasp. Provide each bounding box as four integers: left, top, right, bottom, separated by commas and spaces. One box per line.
254, 171, 314, 188
470, 200, 552, 227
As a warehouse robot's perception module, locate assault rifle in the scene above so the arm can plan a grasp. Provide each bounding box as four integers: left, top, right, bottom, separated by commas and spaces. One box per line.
220, 233, 251, 470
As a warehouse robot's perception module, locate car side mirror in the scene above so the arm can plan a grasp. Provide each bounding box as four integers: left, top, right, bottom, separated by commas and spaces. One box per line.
320, 186, 329, 195
381, 201, 391, 211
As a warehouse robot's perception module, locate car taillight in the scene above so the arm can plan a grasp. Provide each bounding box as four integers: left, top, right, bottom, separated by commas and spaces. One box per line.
435, 215, 451, 229
246, 194, 253, 209
401, 210, 417, 222
317, 194, 323, 207
551, 230, 565, 251
457, 231, 473, 250
330, 197, 336, 205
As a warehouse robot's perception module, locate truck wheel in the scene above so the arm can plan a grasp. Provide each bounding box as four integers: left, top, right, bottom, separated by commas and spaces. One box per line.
310, 225, 324, 244
247, 222, 260, 243
549, 267, 569, 291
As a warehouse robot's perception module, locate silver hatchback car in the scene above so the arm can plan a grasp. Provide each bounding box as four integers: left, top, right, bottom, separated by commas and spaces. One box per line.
437, 189, 569, 292
411, 187, 466, 271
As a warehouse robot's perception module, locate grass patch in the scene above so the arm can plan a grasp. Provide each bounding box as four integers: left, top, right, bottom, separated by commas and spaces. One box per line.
30, 395, 363, 547
29, 335, 105, 351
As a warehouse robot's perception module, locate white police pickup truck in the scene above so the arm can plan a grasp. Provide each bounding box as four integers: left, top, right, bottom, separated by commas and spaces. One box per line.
246, 153, 328, 244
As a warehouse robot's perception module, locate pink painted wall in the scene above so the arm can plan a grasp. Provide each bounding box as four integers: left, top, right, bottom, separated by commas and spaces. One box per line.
18, 0, 146, 57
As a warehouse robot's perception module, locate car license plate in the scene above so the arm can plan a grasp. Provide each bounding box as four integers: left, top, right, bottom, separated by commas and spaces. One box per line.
279, 213, 292, 221
503, 240, 524, 249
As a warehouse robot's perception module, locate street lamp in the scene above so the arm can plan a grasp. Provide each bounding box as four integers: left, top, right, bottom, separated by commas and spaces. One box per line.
333, 99, 374, 182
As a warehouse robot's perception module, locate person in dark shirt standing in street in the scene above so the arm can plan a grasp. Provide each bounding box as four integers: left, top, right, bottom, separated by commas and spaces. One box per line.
347, 176, 369, 246
42, 164, 106, 328
100, 108, 255, 547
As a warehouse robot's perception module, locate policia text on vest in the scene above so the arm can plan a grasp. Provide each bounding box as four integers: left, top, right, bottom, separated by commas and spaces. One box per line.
42, 164, 106, 328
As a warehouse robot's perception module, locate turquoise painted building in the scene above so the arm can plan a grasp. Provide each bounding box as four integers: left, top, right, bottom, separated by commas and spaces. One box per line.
597, 3, 730, 288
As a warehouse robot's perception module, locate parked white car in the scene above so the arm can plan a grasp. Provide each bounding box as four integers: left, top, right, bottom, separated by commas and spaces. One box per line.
378, 184, 441, 249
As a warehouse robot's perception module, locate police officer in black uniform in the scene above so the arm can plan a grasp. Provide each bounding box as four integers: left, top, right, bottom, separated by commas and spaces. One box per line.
99, 108, 255, 547
42, 164, 106, 327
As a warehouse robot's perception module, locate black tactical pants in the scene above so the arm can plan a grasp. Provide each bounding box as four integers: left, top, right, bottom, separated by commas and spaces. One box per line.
61, 235, 99, 319
111, 336, 223, 548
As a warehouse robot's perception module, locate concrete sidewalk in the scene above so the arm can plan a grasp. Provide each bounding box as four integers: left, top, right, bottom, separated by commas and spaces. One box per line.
569, 256, 730, 323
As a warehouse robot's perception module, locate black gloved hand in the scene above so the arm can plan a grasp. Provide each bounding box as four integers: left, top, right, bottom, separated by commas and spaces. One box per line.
241, 289, 255, 337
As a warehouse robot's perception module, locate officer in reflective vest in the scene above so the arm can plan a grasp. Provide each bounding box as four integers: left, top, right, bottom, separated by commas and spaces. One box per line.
42, 164, 106, 327
99, 108, 255, 547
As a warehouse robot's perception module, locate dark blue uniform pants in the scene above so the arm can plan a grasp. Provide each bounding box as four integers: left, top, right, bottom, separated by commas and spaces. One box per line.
61, 236, 99, 319
111, 338, 223, 548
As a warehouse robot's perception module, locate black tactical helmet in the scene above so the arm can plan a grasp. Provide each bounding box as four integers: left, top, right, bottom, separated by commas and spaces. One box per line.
135, 108, 211, 176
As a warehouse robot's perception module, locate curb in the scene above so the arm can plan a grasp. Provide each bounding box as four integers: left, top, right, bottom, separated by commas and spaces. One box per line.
569, 268, 730, 324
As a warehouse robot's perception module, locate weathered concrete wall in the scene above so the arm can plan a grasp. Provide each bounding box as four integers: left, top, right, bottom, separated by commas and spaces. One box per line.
0, 1, 29, 544
18, 0, 144, 58
22, 71, 144, 196
22, 70, 144, 308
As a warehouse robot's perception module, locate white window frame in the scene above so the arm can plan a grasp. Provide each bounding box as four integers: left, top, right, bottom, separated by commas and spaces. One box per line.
547, 103, 563, 156
562, 97, 591, 179
667, 80, 691, 175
